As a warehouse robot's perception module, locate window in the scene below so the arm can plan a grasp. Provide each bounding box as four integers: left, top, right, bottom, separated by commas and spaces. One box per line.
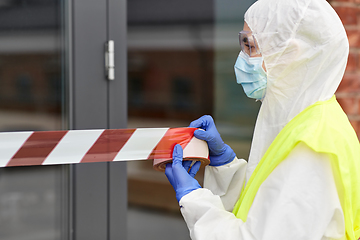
127, 0, 258, 229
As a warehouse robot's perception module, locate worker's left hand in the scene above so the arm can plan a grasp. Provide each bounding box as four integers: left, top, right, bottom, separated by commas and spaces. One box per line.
165, 144, 201, 202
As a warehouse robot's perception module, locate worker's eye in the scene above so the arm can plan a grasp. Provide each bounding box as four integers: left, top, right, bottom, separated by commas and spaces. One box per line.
245, 43, 255, 51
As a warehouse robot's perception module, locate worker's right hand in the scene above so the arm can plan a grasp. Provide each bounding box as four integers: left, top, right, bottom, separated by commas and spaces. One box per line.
189, 115, 236, 166
165, 144, 201, 202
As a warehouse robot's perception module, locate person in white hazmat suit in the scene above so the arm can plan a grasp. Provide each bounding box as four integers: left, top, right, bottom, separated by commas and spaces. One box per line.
165, 0, 360, 239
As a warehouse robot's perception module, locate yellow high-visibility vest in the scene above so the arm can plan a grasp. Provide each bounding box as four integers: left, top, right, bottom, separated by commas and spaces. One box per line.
233, 95, 360, 240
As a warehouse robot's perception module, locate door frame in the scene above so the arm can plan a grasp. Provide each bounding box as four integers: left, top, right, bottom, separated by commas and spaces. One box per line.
66, 0, 127, 239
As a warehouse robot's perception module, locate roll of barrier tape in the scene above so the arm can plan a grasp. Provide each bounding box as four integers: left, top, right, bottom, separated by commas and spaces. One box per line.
0, 127, 210, 171
153, 135, 209, 171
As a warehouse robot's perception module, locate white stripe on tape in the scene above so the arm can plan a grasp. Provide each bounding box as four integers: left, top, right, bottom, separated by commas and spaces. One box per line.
0, 131, 33, 167
43, 129, 104, 165
114, 128, 169, 161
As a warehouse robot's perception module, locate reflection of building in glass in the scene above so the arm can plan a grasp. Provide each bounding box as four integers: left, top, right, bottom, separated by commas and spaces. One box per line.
0, 54, 61, 113
128, 50, 214, 120
127, 0, 215, 212
0, 1, 62, 131
128, 0, 214, 121
127, 0, 260, 213
0, 1, 64, 240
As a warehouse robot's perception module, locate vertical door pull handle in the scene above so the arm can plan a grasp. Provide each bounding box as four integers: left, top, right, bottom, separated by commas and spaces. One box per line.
105, 40, 115, 80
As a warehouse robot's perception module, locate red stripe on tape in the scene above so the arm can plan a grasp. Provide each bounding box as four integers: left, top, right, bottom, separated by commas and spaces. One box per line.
7, 131, 67, 167
149, 128, 196, 159
80, 129, 136, 163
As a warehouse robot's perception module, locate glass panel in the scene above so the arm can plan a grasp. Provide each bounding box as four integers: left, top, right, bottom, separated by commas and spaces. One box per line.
0, 1, 68, 239
127, 0, 214, 215
127, 0, 257, 238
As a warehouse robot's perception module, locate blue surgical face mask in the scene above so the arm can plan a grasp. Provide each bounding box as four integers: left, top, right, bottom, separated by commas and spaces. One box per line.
234, 51, 267, 100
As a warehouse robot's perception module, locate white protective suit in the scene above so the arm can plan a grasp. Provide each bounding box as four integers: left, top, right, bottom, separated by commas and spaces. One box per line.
179, 0, 350, 239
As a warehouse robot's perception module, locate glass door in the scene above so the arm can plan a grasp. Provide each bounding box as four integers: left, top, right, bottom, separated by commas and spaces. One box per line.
0, 0, 127, 239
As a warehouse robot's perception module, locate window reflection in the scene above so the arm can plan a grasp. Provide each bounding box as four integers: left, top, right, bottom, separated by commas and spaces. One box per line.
127, 0, 215, 213
128, 11, 214, 123
0, 0, 63, 132
0, 1, 66, 239
128, 49, 213, 121
127, 0, 259, 213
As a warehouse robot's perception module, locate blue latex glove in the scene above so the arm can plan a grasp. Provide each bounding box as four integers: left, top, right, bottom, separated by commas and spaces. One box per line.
165, 144, 201, 202
189, 115, 236, 166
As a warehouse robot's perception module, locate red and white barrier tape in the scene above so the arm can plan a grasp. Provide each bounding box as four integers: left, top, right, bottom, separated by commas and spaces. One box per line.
0, 127, 209, 171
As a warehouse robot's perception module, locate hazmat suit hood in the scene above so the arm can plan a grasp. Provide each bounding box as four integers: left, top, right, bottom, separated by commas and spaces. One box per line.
245, 0, 349, 181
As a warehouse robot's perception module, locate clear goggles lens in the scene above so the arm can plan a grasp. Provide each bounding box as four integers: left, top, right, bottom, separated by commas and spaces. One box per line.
238, 31, 261, 57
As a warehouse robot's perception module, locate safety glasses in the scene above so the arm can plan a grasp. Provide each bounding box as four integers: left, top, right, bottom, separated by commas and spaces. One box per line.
238, 30, 261, 57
